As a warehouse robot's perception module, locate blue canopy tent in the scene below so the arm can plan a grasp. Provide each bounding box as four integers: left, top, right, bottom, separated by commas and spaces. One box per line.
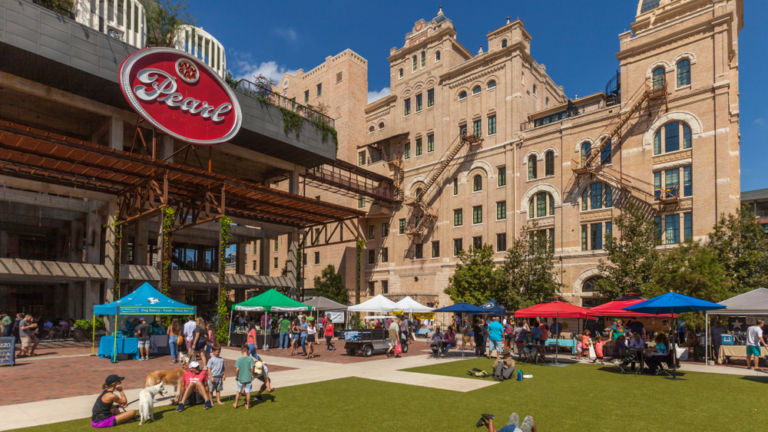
93, 282, 196, 362
479, 299, 507, 316
434, 303, 486, 358
624, 292, 725, 379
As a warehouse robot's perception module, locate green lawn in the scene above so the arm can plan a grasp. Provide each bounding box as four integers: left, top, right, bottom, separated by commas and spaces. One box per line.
16, 360, 767, 431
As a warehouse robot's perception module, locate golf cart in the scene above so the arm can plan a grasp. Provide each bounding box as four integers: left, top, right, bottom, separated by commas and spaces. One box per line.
343, 316, 409, 357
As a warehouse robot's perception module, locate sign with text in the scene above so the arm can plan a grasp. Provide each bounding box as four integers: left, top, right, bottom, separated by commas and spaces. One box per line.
0, 337, 15, 366
119, 48, 242, 145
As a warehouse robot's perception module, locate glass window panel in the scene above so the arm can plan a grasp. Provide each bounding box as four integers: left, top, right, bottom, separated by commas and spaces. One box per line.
488, 115, 496, 135
496, 233, 506, 252
528, 156, 537, 179
654, 129, 661, 155
654, 172, 662, 199
581, 225, 588, 251
473, 205, 483, 224
590, 183, 603, 209
684, 212, 693, 241
536, 193, 546, 217
665, 122, 679, 152
591, 223, 602, 250
545, 151, 555, 176
497, 201, 506, 220
453, 238, 462, 256
665, 168, 679, 198
498, 166, 506, 186
427, 89, 434, 107
683, 166, 692, 197
454, 209, 463, 226
582, 189, 588, 211
653, 67, 665, 88
529, 198, 535, 218
549, 193, 554, 215
683, 123, 692, 149
605, 185, 613, 207
427, 134, 434, 152
665, 214, 680, 244
416, 94, 422, 111
677, 59, 690, 86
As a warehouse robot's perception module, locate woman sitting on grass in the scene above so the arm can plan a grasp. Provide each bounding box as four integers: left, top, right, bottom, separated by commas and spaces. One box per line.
91, 375, 135, 428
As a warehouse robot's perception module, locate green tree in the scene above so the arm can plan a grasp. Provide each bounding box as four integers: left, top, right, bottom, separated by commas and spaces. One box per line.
707, 208, 768, 292
445, 245, 501, 305
597, 203, 659, 299
649, 240, 730, 301
496, 230, 560, 310
313, 265, 348, 305
34, 0, 73, 16
140, 0, 194, 47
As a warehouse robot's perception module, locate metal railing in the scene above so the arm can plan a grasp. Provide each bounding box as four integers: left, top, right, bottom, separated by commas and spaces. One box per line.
234, 79, 335, 128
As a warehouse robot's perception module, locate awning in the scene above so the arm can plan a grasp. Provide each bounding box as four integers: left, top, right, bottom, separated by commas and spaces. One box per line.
94, 282, 195, 316
515, 300, 590, 319
232, 288, 312, 312
348, 295, 398, 313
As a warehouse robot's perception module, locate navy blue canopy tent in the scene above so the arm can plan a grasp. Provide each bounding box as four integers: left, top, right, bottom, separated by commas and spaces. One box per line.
479, 299, 507, 316
434, 302, 487, 358
92, 282, 196, 361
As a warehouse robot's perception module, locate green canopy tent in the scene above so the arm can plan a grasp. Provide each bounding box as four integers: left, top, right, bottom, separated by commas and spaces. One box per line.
228, 288, 312, 345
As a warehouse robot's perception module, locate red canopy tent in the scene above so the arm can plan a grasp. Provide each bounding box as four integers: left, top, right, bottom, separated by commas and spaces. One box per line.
587, 298, 674, 318
514, 300, 591, 319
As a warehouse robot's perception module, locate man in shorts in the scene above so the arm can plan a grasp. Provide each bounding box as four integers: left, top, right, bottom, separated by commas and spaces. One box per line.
19, 315, 38, 357
233, 345, 255, 409
487, 316, 505, 359
746, 320, 766, 371
134, 318, 150, 361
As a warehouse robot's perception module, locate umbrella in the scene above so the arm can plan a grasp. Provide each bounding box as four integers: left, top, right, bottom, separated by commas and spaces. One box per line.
515, 300, 592, 365
624, 292, 726, 379
434, 303, 486, 358
478, 299, 507, 316
587, 296, 674, 318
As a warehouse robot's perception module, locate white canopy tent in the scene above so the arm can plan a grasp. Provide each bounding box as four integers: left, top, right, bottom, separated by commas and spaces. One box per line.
394, 296, 434, 313
348, 294, 399, 313
705, 288, 768, 363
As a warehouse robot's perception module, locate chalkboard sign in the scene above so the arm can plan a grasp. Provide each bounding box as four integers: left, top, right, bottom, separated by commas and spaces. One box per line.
0, 337, 15, 366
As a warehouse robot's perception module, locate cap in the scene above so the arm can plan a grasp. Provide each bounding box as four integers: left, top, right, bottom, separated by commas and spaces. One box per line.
139, 317, 146, 322
105, 374, 125, 386
189, 361, 200, 369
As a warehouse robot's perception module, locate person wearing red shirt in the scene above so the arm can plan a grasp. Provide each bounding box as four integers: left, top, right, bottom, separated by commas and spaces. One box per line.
176, 361, 212, 412
324, 320, 336, 351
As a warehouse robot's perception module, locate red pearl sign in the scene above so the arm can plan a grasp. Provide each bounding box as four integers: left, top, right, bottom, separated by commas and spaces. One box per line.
119, 48, 242, 145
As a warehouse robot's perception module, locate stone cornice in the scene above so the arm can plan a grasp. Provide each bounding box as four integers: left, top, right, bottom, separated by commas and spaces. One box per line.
444, 63, 507, 89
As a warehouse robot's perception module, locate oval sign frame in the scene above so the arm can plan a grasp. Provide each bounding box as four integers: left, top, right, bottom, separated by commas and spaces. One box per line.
119, 47, 242, 146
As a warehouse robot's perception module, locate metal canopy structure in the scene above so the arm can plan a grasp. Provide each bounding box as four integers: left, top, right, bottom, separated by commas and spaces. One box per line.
0, 119, 363, 228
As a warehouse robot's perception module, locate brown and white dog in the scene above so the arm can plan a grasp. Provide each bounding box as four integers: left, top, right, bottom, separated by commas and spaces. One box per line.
145, 368, 185, 400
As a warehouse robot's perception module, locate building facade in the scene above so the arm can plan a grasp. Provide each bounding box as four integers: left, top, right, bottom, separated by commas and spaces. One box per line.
275, 0, 743, 307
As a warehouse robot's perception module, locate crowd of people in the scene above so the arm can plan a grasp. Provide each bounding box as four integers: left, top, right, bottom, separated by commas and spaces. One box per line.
0, 313, 46, 357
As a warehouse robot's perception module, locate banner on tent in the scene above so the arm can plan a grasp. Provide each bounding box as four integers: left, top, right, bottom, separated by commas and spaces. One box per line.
119, 306, 196, 315
325, 311, 345, 324
413, 313, 434, 319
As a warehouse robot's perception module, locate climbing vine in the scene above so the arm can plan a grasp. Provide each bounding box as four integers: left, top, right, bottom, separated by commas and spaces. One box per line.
279, 107, 303, 139
216, 216, 232, 343
161, 206, 175, 295
111, 217, 122, 300
310, 118, 338, 155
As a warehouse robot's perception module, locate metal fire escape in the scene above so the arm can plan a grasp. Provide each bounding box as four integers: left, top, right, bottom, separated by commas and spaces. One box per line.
405, 132, 483, 241
569, 78, 671, 218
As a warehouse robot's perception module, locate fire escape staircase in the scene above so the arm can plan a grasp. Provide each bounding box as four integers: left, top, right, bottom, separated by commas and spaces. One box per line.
569, 79, 672, 218
405, 133, 483, 241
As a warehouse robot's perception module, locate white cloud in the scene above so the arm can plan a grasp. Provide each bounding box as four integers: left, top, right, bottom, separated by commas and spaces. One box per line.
233, 59, 298, 84
274, 27, 298, 41
754, 117, 765, 126
368, 87, 391, 103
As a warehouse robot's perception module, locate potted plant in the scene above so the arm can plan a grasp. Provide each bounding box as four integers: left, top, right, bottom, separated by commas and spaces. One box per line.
72, 318, 105, 342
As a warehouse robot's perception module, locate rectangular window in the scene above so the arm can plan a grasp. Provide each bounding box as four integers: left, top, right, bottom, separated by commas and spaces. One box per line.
381, 280, 388, 294
381, 247, 389, 262
665, 122, 679, 152
654, 216, 662, 244
404, 98, 411, 116
427, 88, 434, 107
416, 94, 423, 111
368, 224, 375, 239
404, 142, 410, 159
252, 260, 258, 271
536, 193, 547, 218
453, 178, 458, 195
581, 225, 588, 251
653, 130, 661, 155
591, 223, 603, 250
605, 221, 613, 246
459, 124, 467, 138
314, 228, 321, 245
415, 137, 422, 156
665, 168, 680, 198
683, 212, 693, 241
496, 233, 507, 252
496, 201, 506, 220
304, 90, 309, 103
421, 50, 426, 67
381, 223, 389, 237
358, 197, 366, 208
316, 83, 322, 97
497, 166, 506, 186
358, 151, 366, 166
590, 182, 603, 209
473, 236, 482, 250
683, 124, 692, 149
473, 119, 482, 137
412, 55, 417, 71
368, 282, 375, 296
431, 241, 440, 258
472, 205, 483, 224
453, 209, 463, 226
274, 257, 279, 268
548, 228, 555, 252
683, 166, 692, 197
336, 72, 343, 83
654, 171, 662, 199
274, 238, 279, 252
427, 134, 434, 152
399, 218, 406, 234
302, 253, 307, 265
488, 115, 497, 135
453, 238, 463, 256
414, 243, 423, 259
314, 251, 320, 264
582, 189, 588, 211
368, 249, 375, 264
665, 214, 680, 244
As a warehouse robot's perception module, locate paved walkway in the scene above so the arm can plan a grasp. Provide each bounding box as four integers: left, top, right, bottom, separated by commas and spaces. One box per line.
0, 348, 495, 431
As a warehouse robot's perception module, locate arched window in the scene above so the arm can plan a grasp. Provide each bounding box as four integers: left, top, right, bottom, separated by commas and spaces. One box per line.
527, 155, 538, 180
473, 174, 483, 192
653, 121, 692, 155
652, 66, 665, 88
528, 192, 555, 219
545, 150, 555, 176
582, 276, 603, 293
368, 126, 374, 132
472, 85, 482, 95
545, 97, 549, 107
415, 187, 423, 198
487, 80, 496, 90
600, 139, 611, 165
378, 122, 385, 129
398, 68, 403, 78
676, 59, 690, 87
458, 90, 467, 100
580, 141, 592, 164
501, 39, 507, 48
581, 182, 613, 211
435, 50, 441, 62
532, 84, 537, 95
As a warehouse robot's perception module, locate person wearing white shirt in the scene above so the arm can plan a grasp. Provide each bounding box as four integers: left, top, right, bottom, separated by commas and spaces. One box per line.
183, 315, 197, 353
746, 320, 766, 371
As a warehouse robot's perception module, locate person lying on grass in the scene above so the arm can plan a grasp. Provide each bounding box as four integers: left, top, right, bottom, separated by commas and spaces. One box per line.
91, 374, 135, 428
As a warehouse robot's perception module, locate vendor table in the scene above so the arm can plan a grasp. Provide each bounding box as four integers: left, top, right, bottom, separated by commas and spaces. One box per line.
98, 335, 139, 360
717, 345, 768, 364
545, 338, 577, 354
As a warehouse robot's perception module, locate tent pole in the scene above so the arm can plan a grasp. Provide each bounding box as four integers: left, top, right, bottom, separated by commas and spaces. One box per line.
554, 312, 559, 365
112, 312, 118, 363
228, 309, 233, 347
705, 311, 709, 366
91, 315, 96, 356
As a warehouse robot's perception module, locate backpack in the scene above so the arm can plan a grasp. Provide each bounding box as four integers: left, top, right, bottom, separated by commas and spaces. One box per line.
468, 368, 489, 378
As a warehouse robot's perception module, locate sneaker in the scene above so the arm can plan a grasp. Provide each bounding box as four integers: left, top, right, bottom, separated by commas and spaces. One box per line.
520, 416, 535, 432
507, 413, 519, 427
204, 401, 212, 410
176, 403, 185, 412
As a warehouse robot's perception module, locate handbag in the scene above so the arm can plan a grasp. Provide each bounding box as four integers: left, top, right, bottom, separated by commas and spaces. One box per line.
588, 345, 597, 360
394, 342, 403, 355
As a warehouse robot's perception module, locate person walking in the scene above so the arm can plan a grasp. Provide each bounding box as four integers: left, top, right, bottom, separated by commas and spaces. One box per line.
167, 319, 181, 364
299, 316, 308, 356
487, 316, 504, 359
306, 316, 318, 359
246, 322, 258, 359
0, 313, 11, 337
18, 315, 39, 357
473, 318, 486, 357
183, 315, 196, 354
278, 314, 291, 349
710, 320, 724, 363
192, 318, 209, 367
134, 318, 151, 361
324, 318, 336, 351
746, 320, 766, 371
290, 318, 300, 356
386, 317, 401, 358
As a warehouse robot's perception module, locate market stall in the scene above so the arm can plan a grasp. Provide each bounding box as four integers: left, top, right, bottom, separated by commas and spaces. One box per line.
394, 296, 434, 314
305, 296, 347, 325
347, 295, 399, 314
229, 288, 312, 347
93, 282, 196, 362
433, 302, 485, 358
706, 288, 768, 364
515, 300, 592, 363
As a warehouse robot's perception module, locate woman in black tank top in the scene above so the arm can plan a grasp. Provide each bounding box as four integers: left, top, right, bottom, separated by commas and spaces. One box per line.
90, 375, 135, 428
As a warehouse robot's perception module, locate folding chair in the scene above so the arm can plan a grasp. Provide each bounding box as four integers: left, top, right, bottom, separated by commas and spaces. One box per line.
618, 348, 642, 374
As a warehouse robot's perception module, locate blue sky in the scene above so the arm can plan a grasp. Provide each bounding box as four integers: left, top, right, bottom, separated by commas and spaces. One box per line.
188, 0, 767, 192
